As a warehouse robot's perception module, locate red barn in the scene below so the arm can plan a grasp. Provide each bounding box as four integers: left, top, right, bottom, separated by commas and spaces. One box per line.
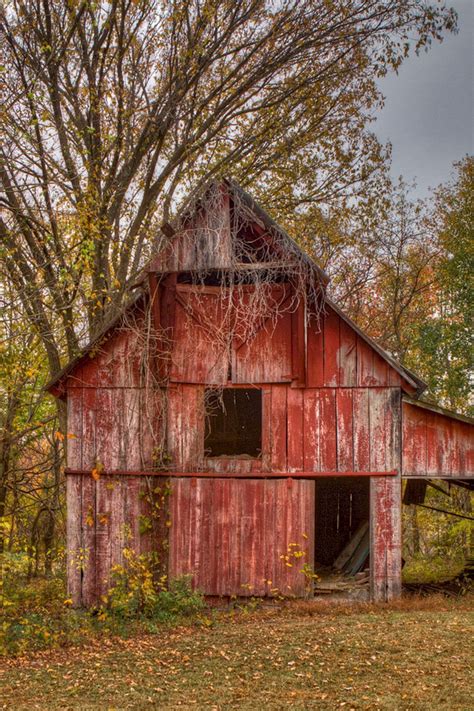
48, 180, 474, 605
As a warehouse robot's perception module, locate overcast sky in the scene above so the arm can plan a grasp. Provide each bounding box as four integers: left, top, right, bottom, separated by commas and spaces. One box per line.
373, 0, 473, 199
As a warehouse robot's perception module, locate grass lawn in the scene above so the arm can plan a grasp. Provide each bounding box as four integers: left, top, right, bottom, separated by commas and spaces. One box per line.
1, 600, 473, 710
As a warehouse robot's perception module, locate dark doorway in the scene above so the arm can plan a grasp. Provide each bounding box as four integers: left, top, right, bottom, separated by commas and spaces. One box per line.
204, 388, 262, 457
314, 477, 370, 567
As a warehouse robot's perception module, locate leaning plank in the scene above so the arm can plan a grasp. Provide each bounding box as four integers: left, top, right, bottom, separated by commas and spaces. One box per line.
343, 528, 370, 576
333, 521, 369, 571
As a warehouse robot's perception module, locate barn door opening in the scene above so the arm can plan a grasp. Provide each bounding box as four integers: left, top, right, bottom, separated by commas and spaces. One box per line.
314, 477, 370, 592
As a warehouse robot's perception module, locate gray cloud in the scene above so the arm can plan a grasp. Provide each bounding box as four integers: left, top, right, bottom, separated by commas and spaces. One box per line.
373, 0, 473, 198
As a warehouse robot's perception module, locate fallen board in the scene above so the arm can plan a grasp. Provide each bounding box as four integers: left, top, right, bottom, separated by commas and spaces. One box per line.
333, 521, 369, 571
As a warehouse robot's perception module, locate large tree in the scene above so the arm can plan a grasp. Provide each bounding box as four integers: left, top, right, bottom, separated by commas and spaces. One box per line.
0, 0, 456, 378
415, 156, 474, 412
337, 179, 439, 363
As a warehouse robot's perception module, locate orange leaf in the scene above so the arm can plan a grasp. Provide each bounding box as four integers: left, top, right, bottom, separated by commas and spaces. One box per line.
91, 461, 104, 480
55, 431, 65, 442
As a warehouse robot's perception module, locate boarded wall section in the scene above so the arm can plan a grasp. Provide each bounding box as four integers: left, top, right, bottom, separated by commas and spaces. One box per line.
166, 384, 401, 476
169, 478, 314, 597
402, 401, 474, 478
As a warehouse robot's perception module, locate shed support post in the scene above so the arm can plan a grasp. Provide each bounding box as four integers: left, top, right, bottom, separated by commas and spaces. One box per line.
370, 476, 402, 601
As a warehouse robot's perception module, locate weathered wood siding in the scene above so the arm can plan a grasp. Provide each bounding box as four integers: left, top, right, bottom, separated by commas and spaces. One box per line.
169, 478, 314, 597
64, 279, 407, 603
149, 183, 233, 272
402, 401, 474, 478
307, 307, 406, 388
66, 472, 162, 606
369, 389, 402, 601
166, 383, 400, 475
65, 324, 164, 605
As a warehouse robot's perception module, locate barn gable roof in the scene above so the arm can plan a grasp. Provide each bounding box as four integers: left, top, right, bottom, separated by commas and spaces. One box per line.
46, 178, 426, 397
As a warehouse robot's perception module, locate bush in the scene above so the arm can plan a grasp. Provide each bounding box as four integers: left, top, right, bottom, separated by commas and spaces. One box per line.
0, 551, 88, 655
1, 548, 205, 656
104, 548, 204, 621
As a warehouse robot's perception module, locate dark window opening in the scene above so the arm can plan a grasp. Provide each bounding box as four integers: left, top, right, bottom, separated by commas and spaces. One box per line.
204, 388, 262, 458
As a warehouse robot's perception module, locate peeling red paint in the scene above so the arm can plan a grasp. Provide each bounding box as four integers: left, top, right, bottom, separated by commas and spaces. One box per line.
60, 188, 472, 607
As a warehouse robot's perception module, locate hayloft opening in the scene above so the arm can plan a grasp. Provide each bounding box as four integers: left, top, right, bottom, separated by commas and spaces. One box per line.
204, 388, 262, 458
177, 268, 289, 286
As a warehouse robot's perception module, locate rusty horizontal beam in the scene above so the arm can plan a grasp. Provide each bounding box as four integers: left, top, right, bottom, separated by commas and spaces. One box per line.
65, 468, 398, 479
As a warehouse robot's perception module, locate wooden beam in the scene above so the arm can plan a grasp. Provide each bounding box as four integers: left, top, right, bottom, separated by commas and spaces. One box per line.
65, 469, 398, 478
417, 503, 474, 521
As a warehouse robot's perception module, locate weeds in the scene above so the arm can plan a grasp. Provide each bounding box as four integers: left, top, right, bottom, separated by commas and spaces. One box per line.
0, 549, 204, 656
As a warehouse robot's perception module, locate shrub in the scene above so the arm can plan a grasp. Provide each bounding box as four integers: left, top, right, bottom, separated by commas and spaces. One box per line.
103, 548, 205, 621
1, 548, 205, 655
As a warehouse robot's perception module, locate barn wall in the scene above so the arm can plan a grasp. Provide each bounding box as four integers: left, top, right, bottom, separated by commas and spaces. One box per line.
66, 473, 164, 606
168, 296, 409, 390
307, 307, 406, 389
64, 317, 167, 604
166, 383, 401, 475
169, 478, 314, 597
402, 401, 474, 478
148, 183, 232, 273
64, 288, 407, 603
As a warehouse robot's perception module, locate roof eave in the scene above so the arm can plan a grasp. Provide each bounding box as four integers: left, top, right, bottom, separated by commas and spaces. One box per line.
402, 395, 474, 425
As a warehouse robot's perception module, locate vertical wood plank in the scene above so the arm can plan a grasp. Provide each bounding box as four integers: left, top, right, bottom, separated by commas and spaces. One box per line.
353, 388, 370, 471
291, 300, 306, 384
370, 389, 402, 602
181, 385, 204, 471
357, 336, 375, 386
372, 351, 389, 386
95, 478, 113, 599
166, 385, 182, 471
303, 389, 320, 472
339, 318, 357, 386
271, 385, 287, 471
426, 411, 439, 476
81, 474, 96, 606
66, 474, 83, 605
287, 388, 304, 472
261, 387, 272, 471
319, 389, 337, 471
336, 388, 354, 471
323, 308, 340, 386
401, 403, 427, 475
66, 389, 83, 470
306, 316, 324, 387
